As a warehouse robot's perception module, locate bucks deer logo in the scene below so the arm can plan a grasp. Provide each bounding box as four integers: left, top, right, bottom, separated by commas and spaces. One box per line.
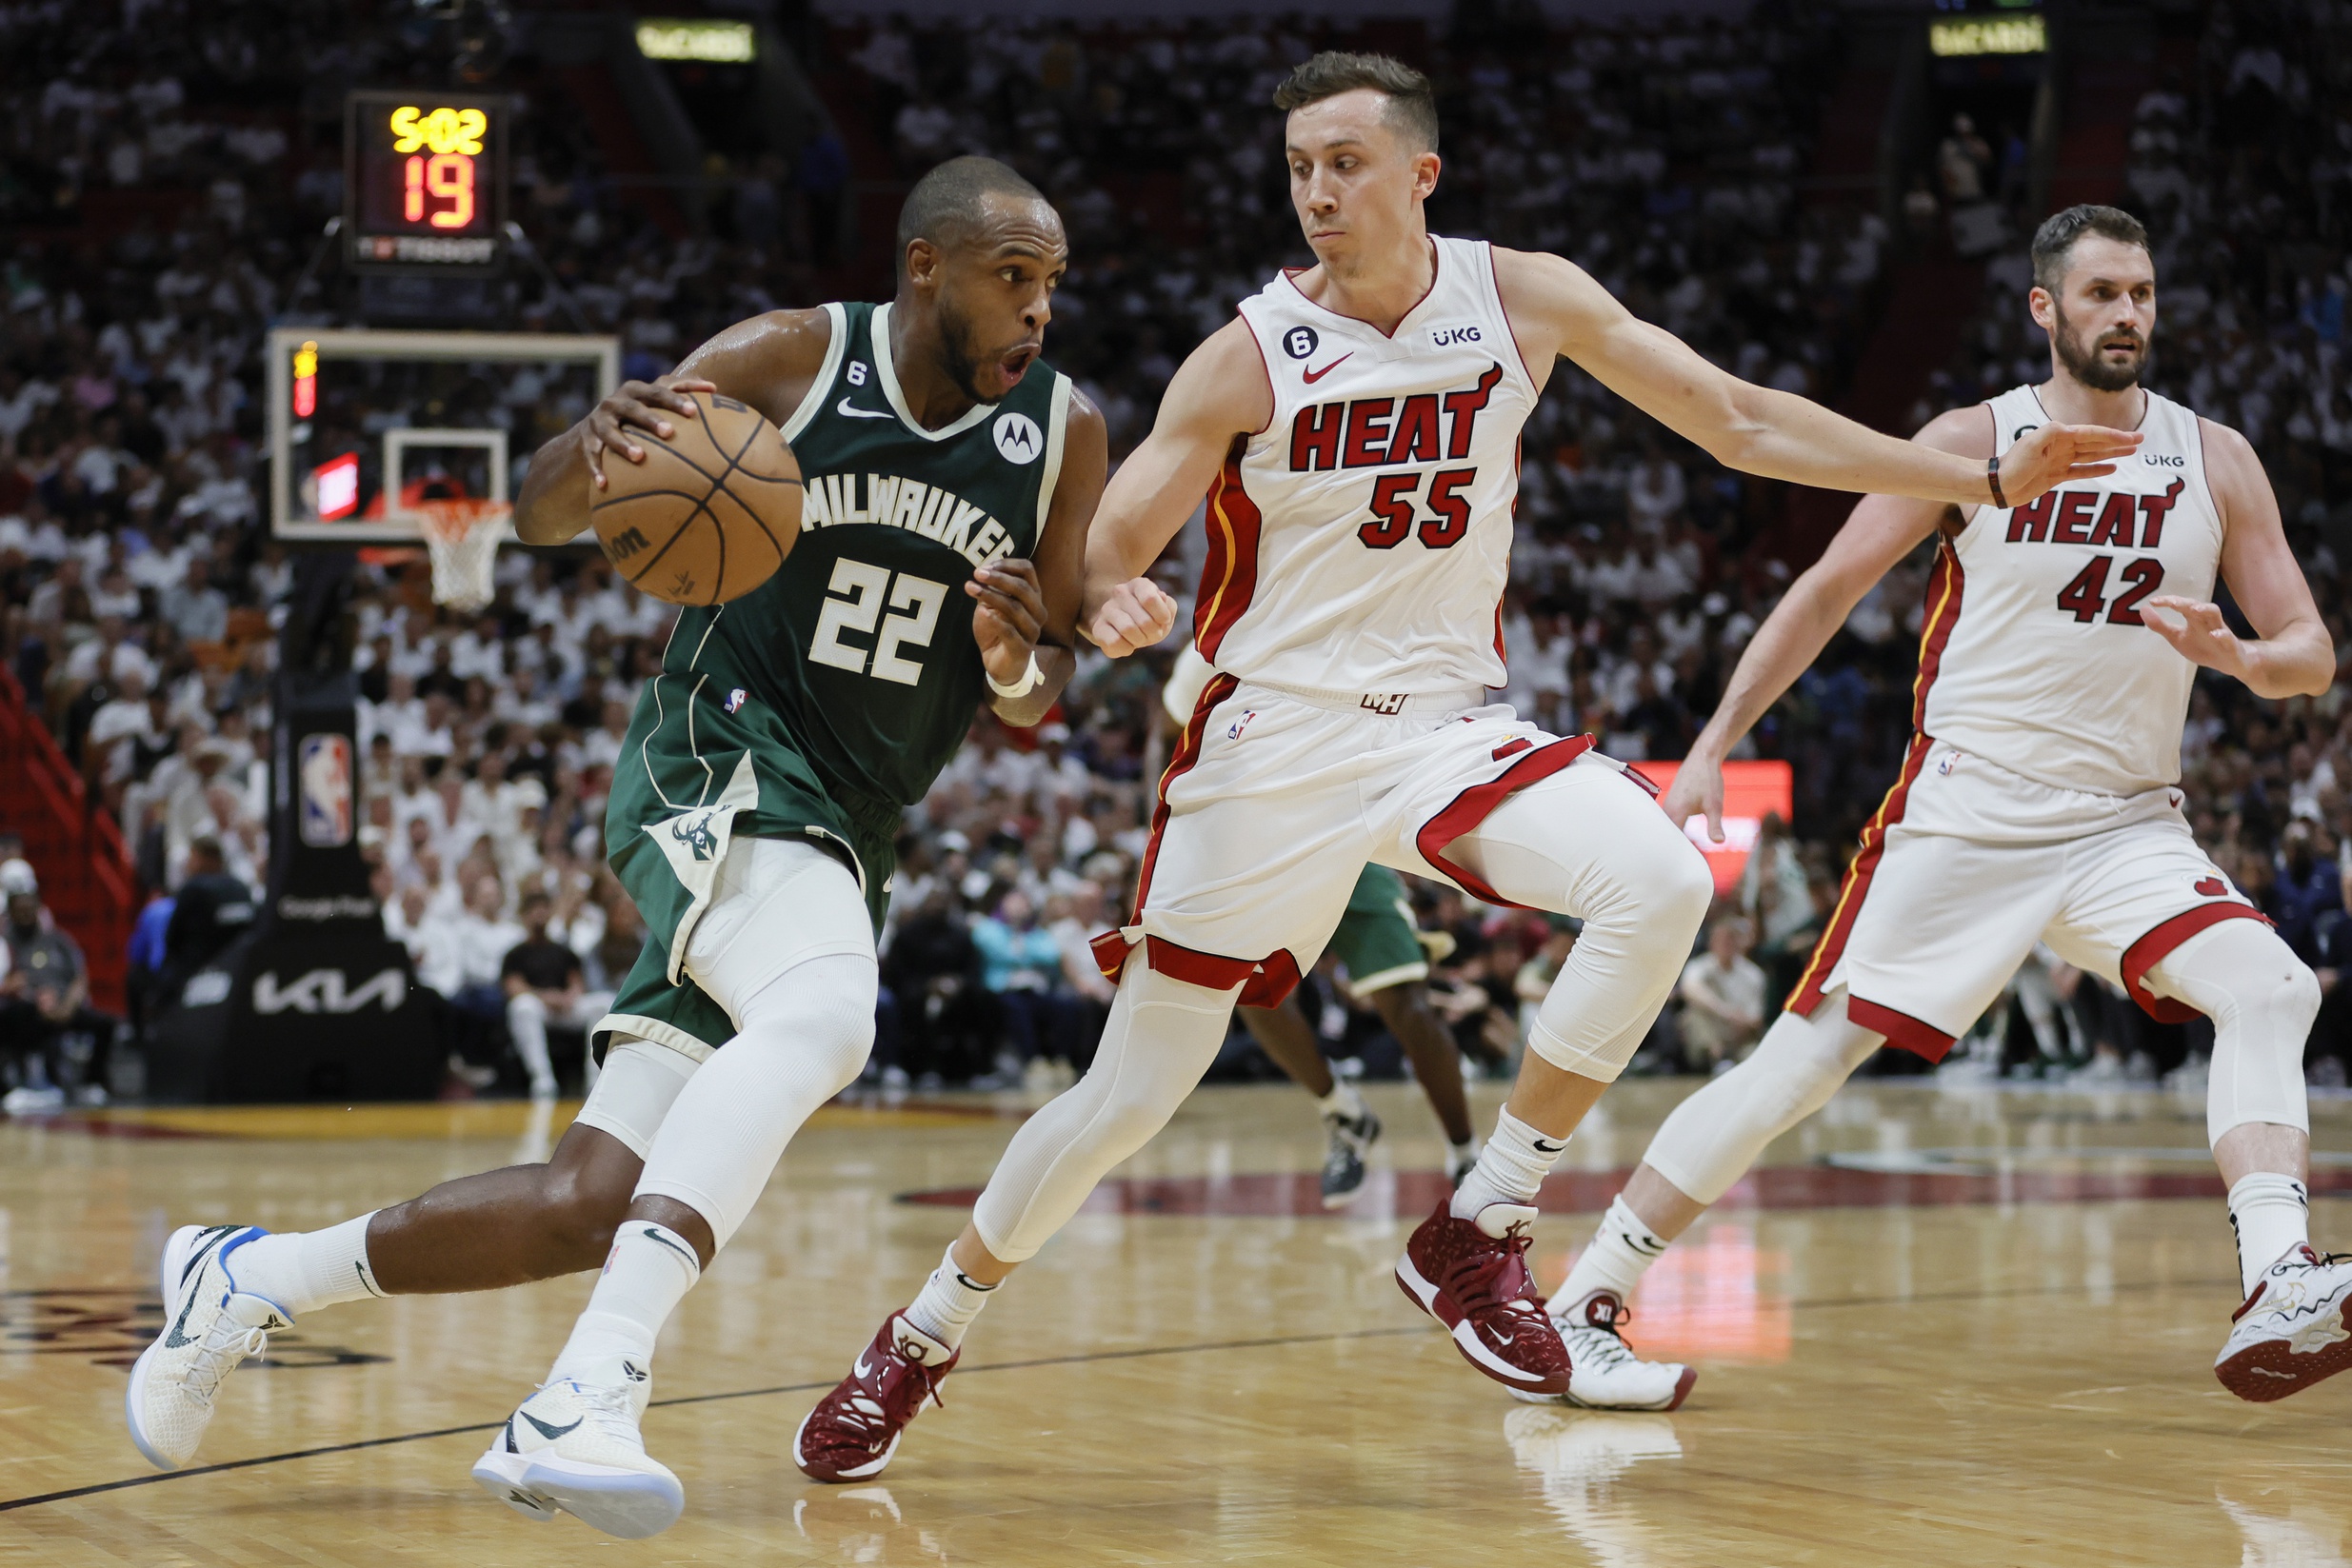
668, 814, 721, 862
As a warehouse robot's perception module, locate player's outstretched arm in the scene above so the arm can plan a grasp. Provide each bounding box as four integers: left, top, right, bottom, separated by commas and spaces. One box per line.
1490, 248, 2141, 509
970, 390, 1108, 726
2141, 419, 2333, 700
512, 308, 833, 546
1083, 319, 1274, 656
1661, 408, 1979, 841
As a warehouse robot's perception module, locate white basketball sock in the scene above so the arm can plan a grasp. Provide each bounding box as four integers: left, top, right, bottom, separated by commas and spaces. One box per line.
549, 1221, 701, 1383
904, 1245, 997, 1350
228, 1214, 385, 1317
2228, 1173, 2311, 1297
1556, 1196, 1669, 1312
1317, 1080, 1367, 1122
1451, 1107, 1564, 1218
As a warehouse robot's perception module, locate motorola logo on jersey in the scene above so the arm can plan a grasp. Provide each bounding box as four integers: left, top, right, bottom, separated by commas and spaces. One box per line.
2004, 477, 2184, 548
1288, 364, 1504, 472
799, 470, 1018, 567
993, 410, 1043, 465
1428, 325, 1482, 347
1282, 325, 1319, 361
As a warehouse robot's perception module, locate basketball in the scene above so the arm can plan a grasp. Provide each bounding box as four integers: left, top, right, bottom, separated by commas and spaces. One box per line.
590, 391, 801, 606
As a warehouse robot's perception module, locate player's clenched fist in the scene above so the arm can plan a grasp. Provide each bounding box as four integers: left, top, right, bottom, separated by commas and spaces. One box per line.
1994, 422, 2143, 506
1086, 577, 1179, 657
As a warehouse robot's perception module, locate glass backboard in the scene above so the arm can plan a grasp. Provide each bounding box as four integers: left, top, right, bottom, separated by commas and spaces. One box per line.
267, 327, 618, 545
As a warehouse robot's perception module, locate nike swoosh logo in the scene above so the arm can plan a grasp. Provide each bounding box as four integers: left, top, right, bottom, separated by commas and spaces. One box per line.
164, 1231, 239, 1347
519, 1411, 582, 1441
641, 1226, 700, 1268
1301, 354, 1352, 385
1532, 1140, 1566, 1155
180, 1226, 234, 1289
836, 397, 894, 419
854, 1354, 875, 1380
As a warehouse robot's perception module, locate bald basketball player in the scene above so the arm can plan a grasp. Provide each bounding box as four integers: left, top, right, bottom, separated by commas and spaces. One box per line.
127, 157, 1145, 1541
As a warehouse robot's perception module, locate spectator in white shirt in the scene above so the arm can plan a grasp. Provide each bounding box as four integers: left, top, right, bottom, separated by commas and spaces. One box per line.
1679, 916, 1766, 1069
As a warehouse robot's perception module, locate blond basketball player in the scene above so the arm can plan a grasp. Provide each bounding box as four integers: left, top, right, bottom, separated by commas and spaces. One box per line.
787, 55, 2138, 1478
1547, 204, 2345, 1409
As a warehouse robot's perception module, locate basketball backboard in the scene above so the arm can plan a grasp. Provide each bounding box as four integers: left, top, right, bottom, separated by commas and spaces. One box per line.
267, 327, 618, 545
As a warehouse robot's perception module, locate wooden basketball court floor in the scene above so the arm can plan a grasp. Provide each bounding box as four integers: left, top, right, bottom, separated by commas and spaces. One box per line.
7, 1077, 2352, 1567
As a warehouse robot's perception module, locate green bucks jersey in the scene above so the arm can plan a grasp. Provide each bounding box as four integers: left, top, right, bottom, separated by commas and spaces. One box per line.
603, 299, 1072, 1011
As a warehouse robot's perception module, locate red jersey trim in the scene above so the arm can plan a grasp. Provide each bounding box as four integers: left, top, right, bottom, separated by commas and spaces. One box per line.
1194, 450, 1263, 662
1278, 238, 1442, 340
1413, 736, 1597, 906
1131, 670, 1237, 918
2120, 902, 2272, 1022
1847, 997, 1958, 1062
1909, 539, 1965, 731
1484, 242, 1540, 387
1786, 731, 1935, 1017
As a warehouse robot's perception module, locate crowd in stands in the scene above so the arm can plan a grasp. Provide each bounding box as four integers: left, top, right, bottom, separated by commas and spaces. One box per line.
0, 0, 2347, 1103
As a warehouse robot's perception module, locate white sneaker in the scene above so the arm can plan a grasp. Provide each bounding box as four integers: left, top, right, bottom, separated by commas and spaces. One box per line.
2214, 1245, 2352, 1402
1509, 1291, 1696, 1412
471, 1359, 684, 1539
125, 1224, 291, 1468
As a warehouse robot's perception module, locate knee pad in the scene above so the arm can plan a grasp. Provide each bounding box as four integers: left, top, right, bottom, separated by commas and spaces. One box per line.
734, 951, 879, 1099
1642, 993, 1881, 1205
2147, 921, 2316, 1142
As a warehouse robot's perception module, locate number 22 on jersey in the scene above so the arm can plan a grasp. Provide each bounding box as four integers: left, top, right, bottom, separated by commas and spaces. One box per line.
808, 560, 947, 685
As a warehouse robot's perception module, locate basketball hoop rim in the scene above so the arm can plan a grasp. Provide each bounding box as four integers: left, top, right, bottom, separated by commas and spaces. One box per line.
406, 497, 515, 545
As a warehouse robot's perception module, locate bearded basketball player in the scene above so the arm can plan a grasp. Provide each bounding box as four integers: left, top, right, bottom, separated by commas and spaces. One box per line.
124, 158, 1144, 1539
1545, 204, 2344, 1411
790, 55, 2139, 1480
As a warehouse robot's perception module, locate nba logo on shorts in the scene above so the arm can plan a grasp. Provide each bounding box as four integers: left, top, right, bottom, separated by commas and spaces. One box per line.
725, 687, 747, 714
297, 733, 353, 847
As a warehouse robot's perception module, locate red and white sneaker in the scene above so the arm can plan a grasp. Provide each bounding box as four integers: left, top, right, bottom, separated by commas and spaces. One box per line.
793, 1314, 958, 1483
1396, 1199, 1570, 1396
2215, 1245, 2352, 1401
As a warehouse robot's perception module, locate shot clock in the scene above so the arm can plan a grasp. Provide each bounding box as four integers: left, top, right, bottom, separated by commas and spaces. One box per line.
343, 89, 508, 272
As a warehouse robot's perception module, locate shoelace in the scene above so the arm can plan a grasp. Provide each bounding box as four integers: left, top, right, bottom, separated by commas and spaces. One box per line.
574, 1380, 645, 1441
1444, 1228, 1548, 1324
185, 1315, 270, 1407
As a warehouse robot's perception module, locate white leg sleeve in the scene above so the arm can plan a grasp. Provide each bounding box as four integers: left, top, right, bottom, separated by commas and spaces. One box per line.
505, 990, 555, 1088
630, 952, 876, 1250
2143, 920, 2319, 1144
971, 964, 1233, 1263
1641, 992, 1883, 1205
1442, 761, 1714, 1082
628, 841, 881, 1251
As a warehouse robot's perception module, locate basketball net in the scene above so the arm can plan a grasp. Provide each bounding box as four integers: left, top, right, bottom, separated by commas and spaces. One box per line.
413, 498, 509, 612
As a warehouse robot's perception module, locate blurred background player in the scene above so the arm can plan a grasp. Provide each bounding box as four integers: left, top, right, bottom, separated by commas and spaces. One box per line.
1165, 644, 1478, 1202
1551, 205, 2344, 1410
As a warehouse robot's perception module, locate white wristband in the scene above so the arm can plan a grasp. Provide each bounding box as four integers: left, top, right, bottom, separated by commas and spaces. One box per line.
987, 651, 1043, 701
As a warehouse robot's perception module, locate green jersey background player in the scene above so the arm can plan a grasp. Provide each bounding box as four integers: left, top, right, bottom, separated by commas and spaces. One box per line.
123, 158, 1144, 1544
1161, 647, 1479, 1205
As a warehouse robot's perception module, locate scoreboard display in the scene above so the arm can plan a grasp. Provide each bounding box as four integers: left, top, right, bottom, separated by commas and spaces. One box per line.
343, 89, 508, 271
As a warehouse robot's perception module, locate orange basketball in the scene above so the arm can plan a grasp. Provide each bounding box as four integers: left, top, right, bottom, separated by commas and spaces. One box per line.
590, 391, 801, 605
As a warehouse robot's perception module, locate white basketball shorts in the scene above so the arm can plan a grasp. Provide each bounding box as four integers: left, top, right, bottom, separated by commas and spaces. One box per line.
1788, 736, 2265, 1060
576, 836, 873, 1157
1092, 675, 1639, 1004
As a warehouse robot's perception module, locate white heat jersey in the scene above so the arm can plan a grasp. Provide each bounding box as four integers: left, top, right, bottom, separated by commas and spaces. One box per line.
1195, 236, 1540, 694
1919, 384, 2223, 797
